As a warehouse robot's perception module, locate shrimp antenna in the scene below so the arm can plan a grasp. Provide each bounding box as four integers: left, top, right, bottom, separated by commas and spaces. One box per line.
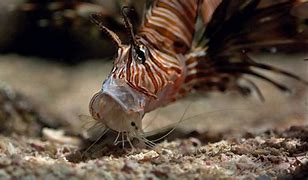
81, 128, 109, 158
90, 13, 122, 48
140, 102, 193, 144
121, 6, 138, 47
151, 102, 193, 143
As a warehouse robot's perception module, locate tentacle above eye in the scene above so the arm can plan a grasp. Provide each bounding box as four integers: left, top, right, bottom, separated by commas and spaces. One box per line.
90, 13, 123, 48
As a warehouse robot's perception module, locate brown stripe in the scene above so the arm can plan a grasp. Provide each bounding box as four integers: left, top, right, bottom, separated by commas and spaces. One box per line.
148, 51, 171, 74
144, 62, 159, 93
143, 21, 178, 46
151, 48, 179, 66
149, 51, 182, 75
149, 61, 167, 88
134, 69, 140, 87
151, 11, 191, 42
151, 52, 182, 74
157, 1, 194, 33
126, 50, 133, 83
185, 56, 198, 66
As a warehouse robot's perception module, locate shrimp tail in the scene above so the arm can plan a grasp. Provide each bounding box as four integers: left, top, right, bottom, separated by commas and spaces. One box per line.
183, 0, 308, 98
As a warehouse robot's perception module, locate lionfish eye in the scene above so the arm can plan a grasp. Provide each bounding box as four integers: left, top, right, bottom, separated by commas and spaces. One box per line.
134, 45, 147, 64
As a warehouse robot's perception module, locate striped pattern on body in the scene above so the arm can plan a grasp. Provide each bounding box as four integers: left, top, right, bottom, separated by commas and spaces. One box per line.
107, 0, 200, 99
110, 40, 185, 99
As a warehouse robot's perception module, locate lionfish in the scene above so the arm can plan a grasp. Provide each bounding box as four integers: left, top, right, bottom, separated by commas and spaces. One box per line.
88, 0, 308, 147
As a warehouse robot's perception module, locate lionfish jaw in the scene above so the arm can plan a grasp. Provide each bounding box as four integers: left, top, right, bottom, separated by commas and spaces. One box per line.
89, 76, 147, 133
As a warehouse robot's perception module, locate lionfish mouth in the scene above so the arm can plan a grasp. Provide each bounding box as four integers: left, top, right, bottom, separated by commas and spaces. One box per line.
89, 76, 146, 133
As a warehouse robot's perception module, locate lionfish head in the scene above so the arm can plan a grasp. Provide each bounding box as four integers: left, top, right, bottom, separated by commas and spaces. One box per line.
88, 9, 179, 136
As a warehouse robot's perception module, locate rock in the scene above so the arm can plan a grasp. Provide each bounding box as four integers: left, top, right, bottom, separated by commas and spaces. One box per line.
0, 84, 58, 137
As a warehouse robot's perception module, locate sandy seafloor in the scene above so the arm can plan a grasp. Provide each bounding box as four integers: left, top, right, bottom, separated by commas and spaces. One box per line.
0, 53, 307, 179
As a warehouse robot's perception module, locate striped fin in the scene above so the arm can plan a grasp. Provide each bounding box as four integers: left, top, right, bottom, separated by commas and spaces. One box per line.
184, 51, 307, 96
202, 0, 308, 54
138, 0, 200, 54
185, 0, 308, 98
